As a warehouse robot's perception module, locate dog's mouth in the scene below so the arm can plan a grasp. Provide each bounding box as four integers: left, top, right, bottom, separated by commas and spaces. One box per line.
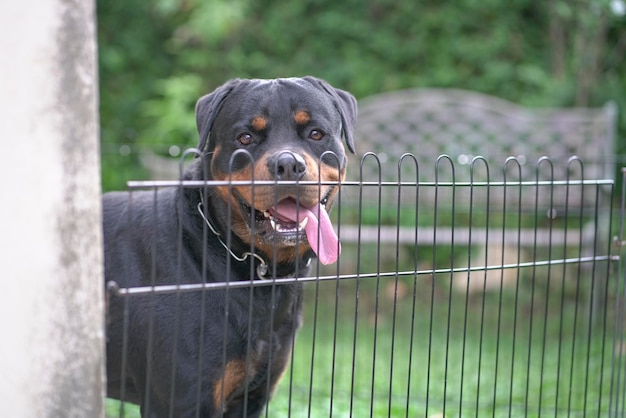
238, 191, 340, 265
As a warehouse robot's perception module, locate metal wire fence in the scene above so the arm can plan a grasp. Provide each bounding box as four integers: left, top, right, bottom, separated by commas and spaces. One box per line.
105, 156, 625, 418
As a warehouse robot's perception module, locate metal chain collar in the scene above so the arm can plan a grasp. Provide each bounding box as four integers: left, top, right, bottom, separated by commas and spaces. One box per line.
197, 195, 269, 279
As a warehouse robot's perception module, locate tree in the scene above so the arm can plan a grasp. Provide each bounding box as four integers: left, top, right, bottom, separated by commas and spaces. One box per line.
97, 0, 626, 190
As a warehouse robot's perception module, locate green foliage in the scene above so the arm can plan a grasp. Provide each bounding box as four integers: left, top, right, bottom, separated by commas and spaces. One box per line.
138, 74, 203, 151
98, 0, 181, 189
97, 0, 626, 191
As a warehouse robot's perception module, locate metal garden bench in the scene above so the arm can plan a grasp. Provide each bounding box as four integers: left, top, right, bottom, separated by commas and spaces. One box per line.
339, 89, 617, 292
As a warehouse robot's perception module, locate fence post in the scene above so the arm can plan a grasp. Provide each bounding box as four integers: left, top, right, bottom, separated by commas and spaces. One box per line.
0, 0, 104, 417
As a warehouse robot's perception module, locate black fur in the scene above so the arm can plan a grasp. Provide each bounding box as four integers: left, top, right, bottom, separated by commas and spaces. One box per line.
104, 77, 357, 417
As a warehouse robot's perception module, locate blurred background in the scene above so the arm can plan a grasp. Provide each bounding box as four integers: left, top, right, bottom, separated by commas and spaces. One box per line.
99, 2, 626, 415
98, 0, 626, 192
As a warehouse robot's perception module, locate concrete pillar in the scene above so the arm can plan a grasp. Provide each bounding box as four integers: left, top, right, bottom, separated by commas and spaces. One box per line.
0, 0, 104, 417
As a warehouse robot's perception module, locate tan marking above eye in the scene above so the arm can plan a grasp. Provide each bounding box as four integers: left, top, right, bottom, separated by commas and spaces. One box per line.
294, 110, 311, 125
251, 116, 267, 131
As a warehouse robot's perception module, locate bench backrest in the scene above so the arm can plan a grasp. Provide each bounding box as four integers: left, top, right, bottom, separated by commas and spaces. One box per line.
347, 88, 617, 214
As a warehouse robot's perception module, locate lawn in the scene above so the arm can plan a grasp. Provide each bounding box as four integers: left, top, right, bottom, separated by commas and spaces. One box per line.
267, 274, 616, 418
107, 266, 618, 417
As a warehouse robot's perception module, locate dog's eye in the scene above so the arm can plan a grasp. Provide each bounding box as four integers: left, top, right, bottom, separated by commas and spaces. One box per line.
237, 133, 254, 145
308, 129, 325, 141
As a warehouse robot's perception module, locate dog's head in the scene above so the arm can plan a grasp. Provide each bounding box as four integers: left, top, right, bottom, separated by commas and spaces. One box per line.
194, 77, 357, 265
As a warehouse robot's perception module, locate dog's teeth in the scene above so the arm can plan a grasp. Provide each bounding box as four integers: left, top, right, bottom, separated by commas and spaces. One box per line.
264, 211, 271, 218
268, 216, 306, 233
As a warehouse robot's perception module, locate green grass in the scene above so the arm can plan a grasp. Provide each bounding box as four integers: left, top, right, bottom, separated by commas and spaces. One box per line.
106, 399, 141, 418
107, 271, 618, 418
265, 277, 616, 418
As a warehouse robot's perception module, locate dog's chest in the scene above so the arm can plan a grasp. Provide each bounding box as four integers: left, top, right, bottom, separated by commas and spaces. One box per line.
235, 283, 302, 342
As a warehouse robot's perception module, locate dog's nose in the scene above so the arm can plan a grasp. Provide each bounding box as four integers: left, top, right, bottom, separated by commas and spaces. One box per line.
268, 152, 307, 181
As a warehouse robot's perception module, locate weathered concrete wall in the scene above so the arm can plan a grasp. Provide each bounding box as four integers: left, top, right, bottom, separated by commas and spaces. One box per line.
0, 0, 104, 417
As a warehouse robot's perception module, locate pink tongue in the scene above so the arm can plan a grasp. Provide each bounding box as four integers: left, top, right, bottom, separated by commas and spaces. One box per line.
273, 200, 341, 265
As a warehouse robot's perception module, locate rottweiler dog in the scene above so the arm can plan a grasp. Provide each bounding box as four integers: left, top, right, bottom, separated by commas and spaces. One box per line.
104, 77, 357, 417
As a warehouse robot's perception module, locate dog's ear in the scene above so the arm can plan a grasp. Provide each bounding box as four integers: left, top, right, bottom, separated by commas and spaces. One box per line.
302, 76, 358, 154
195, 79, 242, 153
